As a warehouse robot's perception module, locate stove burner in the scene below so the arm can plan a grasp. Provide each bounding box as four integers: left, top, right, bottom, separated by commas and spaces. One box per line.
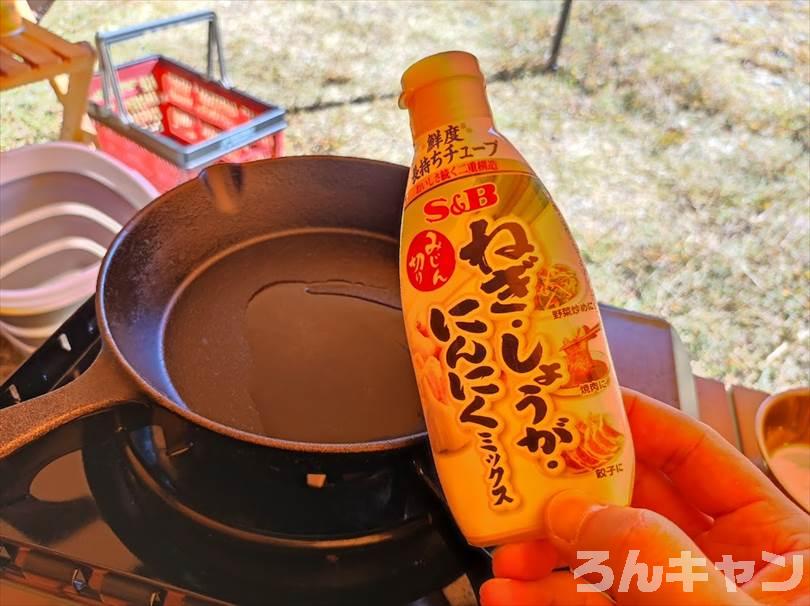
82, 408, 477, 604
121, 408, 435, 540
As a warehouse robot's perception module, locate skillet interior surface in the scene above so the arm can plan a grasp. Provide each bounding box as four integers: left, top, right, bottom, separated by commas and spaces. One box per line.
161, 227, 424, 443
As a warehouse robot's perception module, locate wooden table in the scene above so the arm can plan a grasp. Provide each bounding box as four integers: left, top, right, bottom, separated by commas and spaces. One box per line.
0, 19, 94, 142
599, 305, 772, 468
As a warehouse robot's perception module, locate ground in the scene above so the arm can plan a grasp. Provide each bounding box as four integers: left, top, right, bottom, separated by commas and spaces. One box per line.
1, 0, 808, 392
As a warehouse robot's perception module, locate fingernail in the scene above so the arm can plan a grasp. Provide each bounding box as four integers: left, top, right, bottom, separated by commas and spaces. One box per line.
545, 489, 606, 546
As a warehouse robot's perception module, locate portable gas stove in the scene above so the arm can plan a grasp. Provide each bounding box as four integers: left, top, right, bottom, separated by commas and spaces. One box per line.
0, 297, 697, 605
0, 298, 489, 606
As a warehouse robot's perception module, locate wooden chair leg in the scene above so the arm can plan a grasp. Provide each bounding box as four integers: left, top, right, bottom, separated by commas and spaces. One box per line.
58, 59, 93, 142
48, 72, 69, 103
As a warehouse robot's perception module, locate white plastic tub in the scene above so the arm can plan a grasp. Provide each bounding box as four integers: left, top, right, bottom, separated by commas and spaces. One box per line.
0, 142, 158, 352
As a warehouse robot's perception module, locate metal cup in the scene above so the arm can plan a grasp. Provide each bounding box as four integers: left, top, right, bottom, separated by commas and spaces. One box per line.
755, 387, 810, 512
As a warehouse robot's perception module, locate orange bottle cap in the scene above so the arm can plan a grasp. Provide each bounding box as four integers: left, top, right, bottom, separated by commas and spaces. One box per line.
399, 51, 485, 110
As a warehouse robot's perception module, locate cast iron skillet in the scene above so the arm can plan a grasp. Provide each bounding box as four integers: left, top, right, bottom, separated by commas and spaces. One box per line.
0, 157, 428, 458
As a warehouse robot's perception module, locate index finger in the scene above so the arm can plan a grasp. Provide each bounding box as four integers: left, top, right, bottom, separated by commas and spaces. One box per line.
621, 387, 789, 516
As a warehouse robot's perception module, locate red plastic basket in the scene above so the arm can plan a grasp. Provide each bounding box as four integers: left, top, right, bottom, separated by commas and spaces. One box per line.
87, 12, 286, 193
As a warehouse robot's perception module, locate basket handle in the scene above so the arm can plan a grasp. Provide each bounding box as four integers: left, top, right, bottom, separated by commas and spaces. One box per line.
95, 10, 231, 124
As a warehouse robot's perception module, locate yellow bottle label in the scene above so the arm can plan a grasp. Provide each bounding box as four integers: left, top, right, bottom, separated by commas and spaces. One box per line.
401, 119, 634, 545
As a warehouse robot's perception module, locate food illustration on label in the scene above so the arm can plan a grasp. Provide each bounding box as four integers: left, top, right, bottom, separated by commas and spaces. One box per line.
409, 314, 472, 453
408, 212, 622, 502
562, 413, 625, 473
420, 291, 519, 509
560, 324, 610, 394
405, 181, 627, 512
534, 263, 579, 310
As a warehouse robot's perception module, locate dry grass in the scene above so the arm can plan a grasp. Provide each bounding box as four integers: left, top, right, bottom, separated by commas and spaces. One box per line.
1, 0, 808, 391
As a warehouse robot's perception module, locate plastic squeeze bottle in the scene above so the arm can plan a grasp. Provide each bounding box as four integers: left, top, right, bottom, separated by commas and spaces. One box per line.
398, 51, 635, 547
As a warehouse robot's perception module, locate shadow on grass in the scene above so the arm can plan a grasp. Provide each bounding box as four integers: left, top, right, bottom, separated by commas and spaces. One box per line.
286, 59, 570, 115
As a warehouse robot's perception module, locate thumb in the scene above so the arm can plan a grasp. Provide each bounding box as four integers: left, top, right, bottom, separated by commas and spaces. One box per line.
544, 490, 756, 605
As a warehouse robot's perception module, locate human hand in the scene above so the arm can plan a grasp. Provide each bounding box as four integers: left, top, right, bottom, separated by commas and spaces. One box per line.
480, 388, 810, 605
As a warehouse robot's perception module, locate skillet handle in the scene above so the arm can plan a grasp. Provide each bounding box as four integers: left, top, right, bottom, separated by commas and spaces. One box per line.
0, 348, 140, 459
